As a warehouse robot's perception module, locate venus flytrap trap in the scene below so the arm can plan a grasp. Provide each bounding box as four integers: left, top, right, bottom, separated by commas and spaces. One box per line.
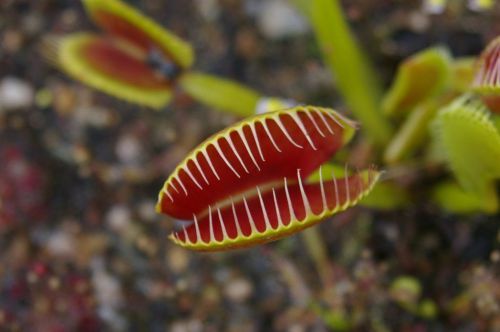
44, 0, 193, 109
42, 0, 285, 116
156, 106, 380, 251
432, 95, 500, 213
433, 37, 500, 213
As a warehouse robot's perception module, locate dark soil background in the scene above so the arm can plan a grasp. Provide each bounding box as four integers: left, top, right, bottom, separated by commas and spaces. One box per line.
0, 0, 499, 331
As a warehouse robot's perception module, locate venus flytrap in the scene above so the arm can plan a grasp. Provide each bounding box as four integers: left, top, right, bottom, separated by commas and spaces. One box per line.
43, 0, 285, 116
432, 95, 500, 213
156, 106, 380, 251
418, 43, 498, 204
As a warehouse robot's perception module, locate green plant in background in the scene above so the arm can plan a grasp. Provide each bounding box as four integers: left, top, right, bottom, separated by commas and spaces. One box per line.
382, 47, 452, 163
293, 0, 500, 214
42, 0, 290, 116
382, 47, 451, 118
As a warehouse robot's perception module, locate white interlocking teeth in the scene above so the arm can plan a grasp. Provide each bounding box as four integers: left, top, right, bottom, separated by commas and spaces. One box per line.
169, 180, 180, 194
163, 188, 174, 202
304, 109, 326, 137
162, 107, 347, 209
261, 119, 282, 152
213, 139, 240, 178
231, 196, 244, 237
192, 155, 209, 185
162, 107, 377, 250
208, 206, 215, 243
283, 177, 296, 221
202, 148, 220, 181
274, 115, 303, 149
256, 186, 273, 231
236, 127, 261, 171
226, 135, 250, 174
183, 165, 203, 190
272, 188, 284, 228
243, 195, 259, 234
249, 123, 266, 161
193, 213, 201, 243
171, 166, 379, 250
183, 226, 191, 245
344, 164, 350, 209
217, 207, 229, 240
332, 170, 340, 207
176, 176, 188, 196
325, 110, 345, 129
290, 113, 317, 150
297, 169, 312, 216
318, 165, 327, 211
314, 108, 334, 134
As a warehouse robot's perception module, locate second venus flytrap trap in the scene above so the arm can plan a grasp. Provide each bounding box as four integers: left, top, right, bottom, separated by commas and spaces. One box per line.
156, 106, 380, 251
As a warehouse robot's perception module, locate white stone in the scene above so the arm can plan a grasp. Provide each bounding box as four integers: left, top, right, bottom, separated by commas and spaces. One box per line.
256, 0, 309, 39
0, 77, 34, 111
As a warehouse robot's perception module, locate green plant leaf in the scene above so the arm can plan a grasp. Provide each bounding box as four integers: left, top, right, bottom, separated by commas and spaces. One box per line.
293, 0, 392, 145
432, 181, 497, 213
383, 47, 451, 117
179, 71, 261, 117
432, 95, 500, 212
